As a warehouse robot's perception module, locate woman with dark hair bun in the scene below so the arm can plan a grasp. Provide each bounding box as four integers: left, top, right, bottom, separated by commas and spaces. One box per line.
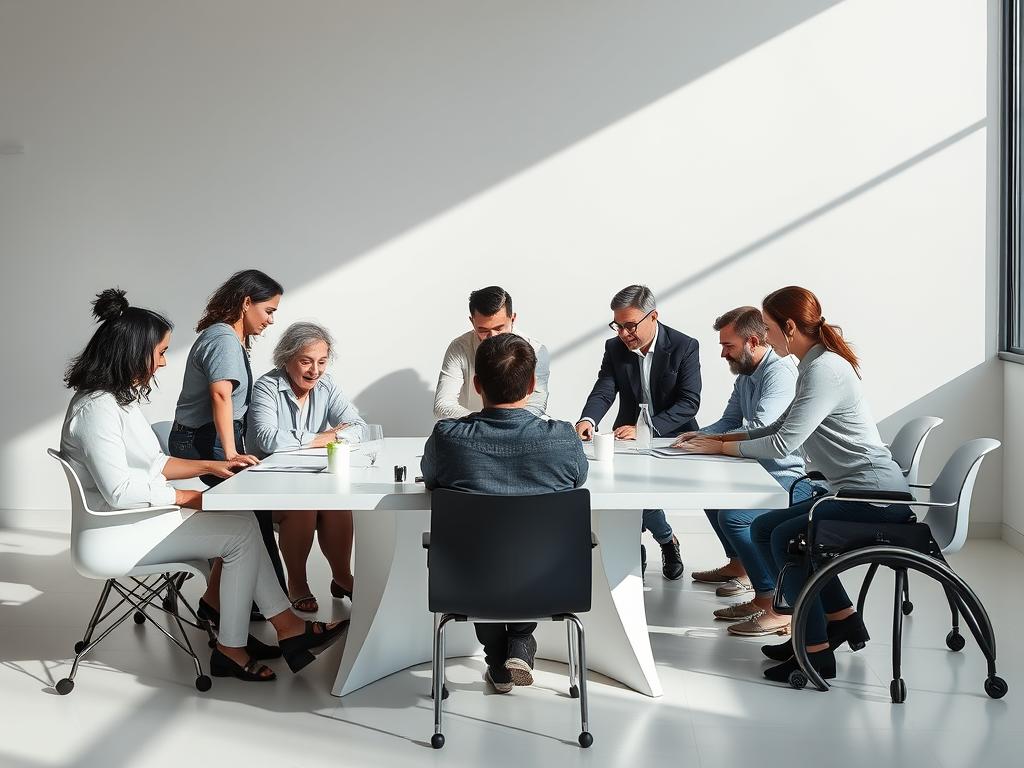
168, 269, 289, 614
674, 286, 912, 685
61, 289, 347, 682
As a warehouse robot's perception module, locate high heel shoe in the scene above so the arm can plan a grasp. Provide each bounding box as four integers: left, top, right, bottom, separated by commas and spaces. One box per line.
279, 620, 350, 673
761, 612, 871, 662
763, 647, 836, 683
330, 579, 353, 600
209, 648, 276, 682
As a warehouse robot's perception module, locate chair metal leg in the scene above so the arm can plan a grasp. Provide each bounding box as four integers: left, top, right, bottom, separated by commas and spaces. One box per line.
164, 574, 212, 690
566, 615, 593, 748
890, 569, 907, 702
431, 615, 451, 749
856, 562, 879, 615
943, 585, 965, 651
566, 620, 579, 698
428, 613, 449, 700
77, 580, 114, 652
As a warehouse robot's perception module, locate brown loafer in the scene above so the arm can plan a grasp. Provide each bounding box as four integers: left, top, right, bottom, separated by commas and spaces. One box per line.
714, 600, 764, 621
727, 612, 791, 637
716, 577, 754, 597
691, 565, 739, 584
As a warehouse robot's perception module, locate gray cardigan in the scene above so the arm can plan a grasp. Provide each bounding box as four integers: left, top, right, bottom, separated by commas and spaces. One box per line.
738, 345, 909, 493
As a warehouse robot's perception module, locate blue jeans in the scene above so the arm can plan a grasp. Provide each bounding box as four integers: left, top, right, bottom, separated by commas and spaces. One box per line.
750, 497, 913, 645
642, 508, 673, 545
704, 479, 818, 594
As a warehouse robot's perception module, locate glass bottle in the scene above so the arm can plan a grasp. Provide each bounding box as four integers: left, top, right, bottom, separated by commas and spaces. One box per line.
635, 403, 654, 451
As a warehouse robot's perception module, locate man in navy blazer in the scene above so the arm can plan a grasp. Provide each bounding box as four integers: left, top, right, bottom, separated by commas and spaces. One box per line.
576, 285, 701, 579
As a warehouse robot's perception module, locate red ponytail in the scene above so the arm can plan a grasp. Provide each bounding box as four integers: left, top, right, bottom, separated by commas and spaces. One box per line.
762, 286, 861, 377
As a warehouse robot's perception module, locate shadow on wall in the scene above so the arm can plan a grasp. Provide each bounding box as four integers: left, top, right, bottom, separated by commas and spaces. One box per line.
1, 0, 843, 447
353, 369, 437, 438
878, 359, 1004, 528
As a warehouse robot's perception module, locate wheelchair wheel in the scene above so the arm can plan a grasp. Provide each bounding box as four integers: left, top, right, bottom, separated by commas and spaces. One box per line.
890, 678, 907, 704
945, 630, 965, 652
984, 676, 1008, 699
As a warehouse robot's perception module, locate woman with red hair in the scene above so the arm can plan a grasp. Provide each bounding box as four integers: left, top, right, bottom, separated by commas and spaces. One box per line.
675, 286, 911, 684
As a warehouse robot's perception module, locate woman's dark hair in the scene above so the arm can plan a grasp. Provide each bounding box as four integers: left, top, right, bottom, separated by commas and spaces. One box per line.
64, 288, 174, 406
196, 269, 284, 348
762, 286, 861, 377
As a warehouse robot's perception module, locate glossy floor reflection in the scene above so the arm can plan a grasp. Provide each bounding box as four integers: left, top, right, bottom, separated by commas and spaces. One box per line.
0, 524, 1019, 767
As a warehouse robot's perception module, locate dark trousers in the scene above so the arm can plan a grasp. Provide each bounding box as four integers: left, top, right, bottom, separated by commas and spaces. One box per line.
168, 420, 287, 593
475, 622, 537, 667
750, 497, 913, 644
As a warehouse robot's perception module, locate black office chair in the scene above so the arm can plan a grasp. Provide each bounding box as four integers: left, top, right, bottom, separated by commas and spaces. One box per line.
423, 488, 594, 750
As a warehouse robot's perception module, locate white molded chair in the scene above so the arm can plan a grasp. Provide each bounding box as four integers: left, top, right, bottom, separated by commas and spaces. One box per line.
47, 448, 216, 695
888, 416, 944, 485
856, 437, 1001, 623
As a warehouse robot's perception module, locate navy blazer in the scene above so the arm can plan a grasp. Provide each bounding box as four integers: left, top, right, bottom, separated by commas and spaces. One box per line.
579, 323, 701, 438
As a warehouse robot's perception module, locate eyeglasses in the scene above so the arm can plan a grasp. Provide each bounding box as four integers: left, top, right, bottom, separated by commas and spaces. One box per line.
609, 310, 654, 335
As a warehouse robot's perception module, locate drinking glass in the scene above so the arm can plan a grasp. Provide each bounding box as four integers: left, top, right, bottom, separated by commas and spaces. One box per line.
362, 424, 384, 466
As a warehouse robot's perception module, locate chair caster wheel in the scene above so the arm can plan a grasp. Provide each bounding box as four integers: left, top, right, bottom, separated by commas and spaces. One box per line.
195, 675, 212, 692
902, 601, 914, 616
579, 731, 593, 748
985, 676, 1008, 699
431, 733, 445, 749
74, 641, 86, 654
569, 684, 580, 699
788, 670, 807, 690
133, 612, 146, 625
55, 678, 74, 695
890, 678, 907, 703
945, 631, 965, 652
430, 685, 449, 700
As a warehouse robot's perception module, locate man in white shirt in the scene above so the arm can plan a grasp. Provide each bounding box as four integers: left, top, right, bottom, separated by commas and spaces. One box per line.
433, 286, 551, 419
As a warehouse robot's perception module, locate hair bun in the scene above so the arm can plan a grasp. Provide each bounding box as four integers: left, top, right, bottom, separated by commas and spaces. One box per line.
92, 288, 129, 322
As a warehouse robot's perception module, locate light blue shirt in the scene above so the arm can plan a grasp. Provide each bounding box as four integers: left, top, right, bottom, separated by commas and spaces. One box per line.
246, 369, 367, 456
700, 348, 805, 488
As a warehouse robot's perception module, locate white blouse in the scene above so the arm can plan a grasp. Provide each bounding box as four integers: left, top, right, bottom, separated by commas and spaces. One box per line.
61, 391, 178, 512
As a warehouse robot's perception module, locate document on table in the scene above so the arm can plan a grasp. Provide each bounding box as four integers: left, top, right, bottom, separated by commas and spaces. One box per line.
281, 448, 328, 457
246, 464, 326, 473
650, 448, 748, 462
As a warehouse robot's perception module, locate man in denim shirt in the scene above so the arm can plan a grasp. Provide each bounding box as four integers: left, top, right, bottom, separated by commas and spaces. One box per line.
422, 334, 588, 693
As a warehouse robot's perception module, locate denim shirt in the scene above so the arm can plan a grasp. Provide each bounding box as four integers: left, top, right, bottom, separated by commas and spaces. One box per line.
421, 408, 588, 495
699, 348, 806, 489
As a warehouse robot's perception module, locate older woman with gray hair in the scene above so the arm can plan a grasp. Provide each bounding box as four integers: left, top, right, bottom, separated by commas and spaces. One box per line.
247, 321, 366, 613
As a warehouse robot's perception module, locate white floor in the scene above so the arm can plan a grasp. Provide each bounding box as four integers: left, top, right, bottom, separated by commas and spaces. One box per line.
1, 524, 1021, 768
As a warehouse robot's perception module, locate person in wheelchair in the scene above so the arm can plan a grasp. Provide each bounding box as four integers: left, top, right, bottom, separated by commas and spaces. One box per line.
672, 286, 912, 684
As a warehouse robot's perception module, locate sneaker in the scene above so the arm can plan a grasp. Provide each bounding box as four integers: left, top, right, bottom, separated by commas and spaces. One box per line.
716, 577, 754, 597
505, 635, 537, 686
485, 664, 513, 693
727, 612, 791, 637
713, 600, 764, 621
660, 535, 683, 580
691, 565, 737, 584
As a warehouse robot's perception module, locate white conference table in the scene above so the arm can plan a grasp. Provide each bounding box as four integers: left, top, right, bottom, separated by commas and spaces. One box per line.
204, 437, 787, 698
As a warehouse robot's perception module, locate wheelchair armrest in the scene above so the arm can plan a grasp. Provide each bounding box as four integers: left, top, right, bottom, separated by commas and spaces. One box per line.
422, 532, 430, 550
833, 489, 915, 502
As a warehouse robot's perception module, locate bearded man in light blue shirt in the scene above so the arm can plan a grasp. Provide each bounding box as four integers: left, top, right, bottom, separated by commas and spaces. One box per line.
675, 307, 817, 627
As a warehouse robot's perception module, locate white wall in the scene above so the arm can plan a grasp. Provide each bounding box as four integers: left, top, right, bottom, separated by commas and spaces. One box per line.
0, 0, 1004, 526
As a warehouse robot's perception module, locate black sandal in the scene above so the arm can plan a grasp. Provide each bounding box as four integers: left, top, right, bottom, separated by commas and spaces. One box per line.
279, 620, 350, 673
209, 649, 276, 681
330, 579, 353, 600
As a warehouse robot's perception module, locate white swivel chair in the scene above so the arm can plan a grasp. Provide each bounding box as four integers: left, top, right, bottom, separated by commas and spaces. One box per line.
855, 438, 1002, 639
888, 416, 944, 485
47, 449, 217, 695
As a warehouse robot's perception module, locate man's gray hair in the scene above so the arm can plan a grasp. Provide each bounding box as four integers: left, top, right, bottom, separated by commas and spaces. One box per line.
273, 321, 336, 370
713, 306, 768, 345
610, 284, 657, 313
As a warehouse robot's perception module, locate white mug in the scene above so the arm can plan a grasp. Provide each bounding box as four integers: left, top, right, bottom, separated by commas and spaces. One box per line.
327, 441, 351, 477
594, 432, 615, 462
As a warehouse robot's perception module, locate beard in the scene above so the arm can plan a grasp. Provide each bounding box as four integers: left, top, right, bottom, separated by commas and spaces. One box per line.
727, 347, 758, 376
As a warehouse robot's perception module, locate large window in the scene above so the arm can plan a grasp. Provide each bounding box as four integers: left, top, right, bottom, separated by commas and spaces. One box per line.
1003, 0, 1024, 357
